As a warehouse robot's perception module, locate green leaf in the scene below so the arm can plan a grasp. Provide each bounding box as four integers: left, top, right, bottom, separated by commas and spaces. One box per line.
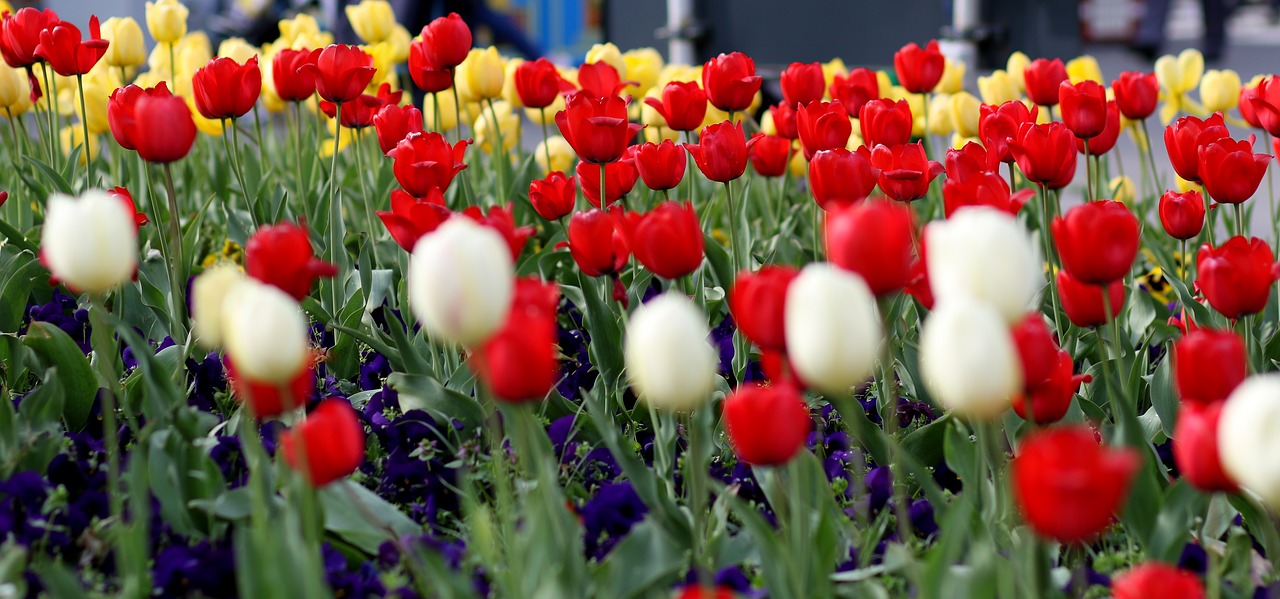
321, 480, 422, 555
1145, 480, 1207, 563
1227, 494, 1280, 562
1149, 353, 1177, 437
23, 321, 97, 430
595, 520, 685, 599
23, 155, 74, 195
32, 558, 87, 599
386, 373, 485, 432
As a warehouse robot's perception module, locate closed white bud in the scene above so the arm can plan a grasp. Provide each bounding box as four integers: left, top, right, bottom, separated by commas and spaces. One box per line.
221, 279, 310, 384
1218, 374, 1280, 508
625, 292, 718, 411
785, 264, 882, 396
409, 218, 514, 347
191, 265, 246, 349
920, 298, 1022, 419
926, 207, 1043, 324
41, 190, 138, 295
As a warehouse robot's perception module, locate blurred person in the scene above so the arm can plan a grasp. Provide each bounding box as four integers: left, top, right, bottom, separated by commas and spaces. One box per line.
1132, 0, 1228, 61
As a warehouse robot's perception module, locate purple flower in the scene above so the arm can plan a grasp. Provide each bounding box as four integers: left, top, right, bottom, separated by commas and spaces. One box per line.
580, 481, 648, 559
27, 289, 90, 352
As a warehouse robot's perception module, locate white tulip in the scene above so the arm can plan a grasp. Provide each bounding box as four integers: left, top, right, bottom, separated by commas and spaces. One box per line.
191, 265, 246, 349
625, 292, 718, 411
40, 190, 138, 295
1219, 374, 1280, 508
920, 298, 1022, 419
785, 264, 882, 396
925, 207, 1042, 324
221, 279, 310, 385
409, 218, 514, 347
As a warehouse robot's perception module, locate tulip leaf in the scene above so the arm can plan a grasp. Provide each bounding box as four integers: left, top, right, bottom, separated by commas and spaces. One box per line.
23, 155, 73, 195
570, 273, 624, 393
594, 519, 685, 599
902, 413, 952, 467
1145, 480, 1207, 563
702, 231, 734, 293
22, 321, 97, 431
320, 480, 422, 555
386, 373, 484, 433
1149, 355, 1177, 437
1227, 494, 1280, 563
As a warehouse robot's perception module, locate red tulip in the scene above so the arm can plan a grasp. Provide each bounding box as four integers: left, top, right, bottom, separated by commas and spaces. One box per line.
676, 585, 737, 599
373, 103, 424, 155
767, 102, 798, 140
226, 355, 315, 419
729, 265, 798, 352
1174, 402, 1239, 492
1059, 80, 1108, 139
320, 91, 385, 129
942, 170, 1032, 218
1012, 426, 1139, 544
1074, 99, 1121, 156
808, 148, 880, 210
130, 86, 198, 163
826, 200, 915, 296
893, 40, 945, 94
1174, 328, 1245, 405
576, 154, 639, 208
1159, 190, 1206, 240
406, 36, 452, 94
859, 98, 913, 150
906, 253, 935, 310
1011, 314, 1058, 388
33, 16, 108, 77
644, 81, 707, 133
280, 399, 366, 487
577, 61, 628, 98
1058, 271, 1126, 327
1, 7, 57, 69
626, 201, 705, 279
474, 278, 560, 403
723, 383, 811, 466
748, 135, 791, 178
108, 83, 155, 151
1196, 236, 1280, 319
463, 204, 534, 262
377, 188, 452, 252
1246, 76, 1280, 137
389, 131, 470, 197
567, 209, 629, 277
701, 52, 762, 113
1112, 71, 1159, 120
419, 13, 472, 69
828, 67, 880, 116
272, 49, 319, 102
686, 121, 756, 183
1164, 113, 1230, 183
528, 171, 576, 221
514, 57, 564, 109
869, 142, 943, 202
555, 92, 642, 165
979, 101, 1038, 164
298, 44, 377, 104
1052, 200, 1139, 284
635, 140, 686, 191
943, 141, 996, 184
106, 186, 149, 231
245, 221, 338, 301
192, 56, 262, 120
1022, 58, 1068, 106
1010, 121, 1077, 189
780, 61, 825, 108
1012, 349, 1089, 424
1112, 563, 1205, 599
1197, 136, 1271, 205
796, 100, 851, 160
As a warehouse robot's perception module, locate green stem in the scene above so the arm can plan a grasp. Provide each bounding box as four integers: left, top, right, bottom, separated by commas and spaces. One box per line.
39, 64, 56, 164
1083, 137, 1093, 201
539, 107, 553, 175
161, 163, 188, 344
327, 102, 344, 316
878, 295, 913, 541
1140, 119, 1163, 193
450, 76, 472, 206
75, 74, 93, 188
1039, 185, 1064, 335
485, 98, 507, 204
228, 119, 258, 227
290, 102, 307, 209
1202, 190, 1217, 247
683, 410, 710, 587
252, 105, 267, 168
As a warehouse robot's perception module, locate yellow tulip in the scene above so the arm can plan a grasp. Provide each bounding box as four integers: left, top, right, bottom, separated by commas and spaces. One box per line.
845, 128, 865, 151
888, 85, 927, 136
218, 38, 260, 64
2, 73, 32, 117
759, 106, 776, 136
287, 30, 333, 52
823, 58, 848, 97
502, 58, 525, 108
146, 0, 189, 44
788, 142, 807, 177
475, 101, 520, 153
658, 64, 700, 87
949, 91, 981, 138
525, 92, 565, 125
927, 94, 954, 136
346, 0, 396, 44
1007, 51, 1030, 92
951, 134, 980, 150
935, 58, 965, 94
60, 124, 99, 164
258, 46, 287, 112
424, 90, 458, 132
1109, 176, 1136, 204
1200, 69, 1241, 113
535, 135, 575, 175
362, 41, 398, 92
322, 126, 358, 157
623, 47, 664, 97
1066, 55, 1103, 84
1025, 98, 1051, 124
101, 17, 147, 68
278, 13, 323, 49
0, 66, 21, 109
643, 124, 681, 144
457, 47, 505, 102
1175, 174, 1202, 194
1155, 48, 1205, 123
977, 70, 1020, 105
585, 42, 626, 78
0, 1, 10, 16
187, 94, 226, 136
72, 76, 113, 135
387, 24, 411, 63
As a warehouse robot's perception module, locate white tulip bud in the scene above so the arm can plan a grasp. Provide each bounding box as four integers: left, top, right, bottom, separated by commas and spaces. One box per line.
625, 292, 718, 411
920, 298, 1022, 419
40, 190, 138, 295
785, 263, 882, 396
221, 279, 310, 385
191, 265, 246, 349
409, 218, 514, 347
1219, 374, 1280, 508
925, 207, 1043, 324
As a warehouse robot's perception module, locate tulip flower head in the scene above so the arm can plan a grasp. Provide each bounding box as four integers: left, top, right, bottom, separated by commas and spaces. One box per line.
420, 13, 472, 69
271, 49, 318, 102
979, 101, 1038, 164
892, 40, 945, 94
299, 44, 377, 104
34, 16, 109, 77
784, 264, 882, 396
724, 383, 812, 466
826, 200, 916, 297
1174, 402, 1239, 492
796, 100, 851, 160
100, 16, 145, 68
1052, 200, 1139, 285
528, 171, 576, 221
192, 56, 262, 120
409, 218, 514, 347
41, 190, 138, 295
634, 140, 686, 192
1012, 426, 1139, 543
556, 92, 643, 165
920, 298, 1023, 419
244, 221, 338, 301
1196, 136, 1271, 205
568, 208, 630, 278
869, 142, 943, 203
1219, 374, 1280, 508
2, 7, 59, 71
780, 61, 825, 108
1022, 58, 1068, 106
1196, 236, 1279, 319
378, 188, 451, 252
1174, 328, 1245, 405
925, 207, 1043, 323
828, 67, 879, 115
748, 135, 792, 178
686, 120, 756, 183
1245, 76, 1280, 137
221, 278, 312, 385
474, 278, 560, 403
701, 52, 762, 113
1164, 112, 1229, 183
1058, 80, 1108, 139
345, 0, 396, 44
145, 0, 188, 44
625, 292, 718, 411
389, 131, 470, 197
626, 201, 704, 280
1012, 349, 1089, 424
643, 81, 707, 133
807, 147, 878, 210
1111, 563, 1206, 599
1112, 71, 1159, 120
1159, 190, 1206, 240
730, 265, 798, 352
859, 98, 913, 150
1010, 121, 1077, 189
576, 154, 639, 208
280, 399, 366, 486
191, 265, 246, 349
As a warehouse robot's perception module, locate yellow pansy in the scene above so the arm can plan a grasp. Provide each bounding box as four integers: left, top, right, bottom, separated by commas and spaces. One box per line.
535, 135, 575, 175
623, 47, 664, 97
1200, 69, 1241, 113
101, 17, 147, 68
60, 124, 99, 164
1155, 48, 1205, 124
584, 42, 626, 77
346, 0, 396, 44
1007, 51, 1030, 92
949, 91, 981, 138
146, 0, 189, 44
935, 58, 965, 94
978, 70, 1021, 105
1110, 176, 1136, 204
457, 47, 505, 102
1066, 55, 1103, 84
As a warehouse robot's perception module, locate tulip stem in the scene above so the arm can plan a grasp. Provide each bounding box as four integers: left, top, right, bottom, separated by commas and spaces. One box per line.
327, 102, 345, 316
1139, 119, 1163, 193
1082, 138, 1093, 201
353, 128, 377, 265
1233, 203, 1245, 238
39, 64, 56, 164
485, 98, 507, 204
252, 105, 267, 169
1202, 191, 1217, 247
681, 410, 710, 588
1038, 185, 1064, 336
161, 163, 189, 344
236, 400, 286, 598
877, 295, 913, 543
683, 130, 697, 207
230, 118, 260, 227
1266, 132, 1278, 245
74, 74, 93, 189
539, 107, 553, 176
222, 118, 255, 227
449, 75, 472, 206
290, 102, 307, 209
